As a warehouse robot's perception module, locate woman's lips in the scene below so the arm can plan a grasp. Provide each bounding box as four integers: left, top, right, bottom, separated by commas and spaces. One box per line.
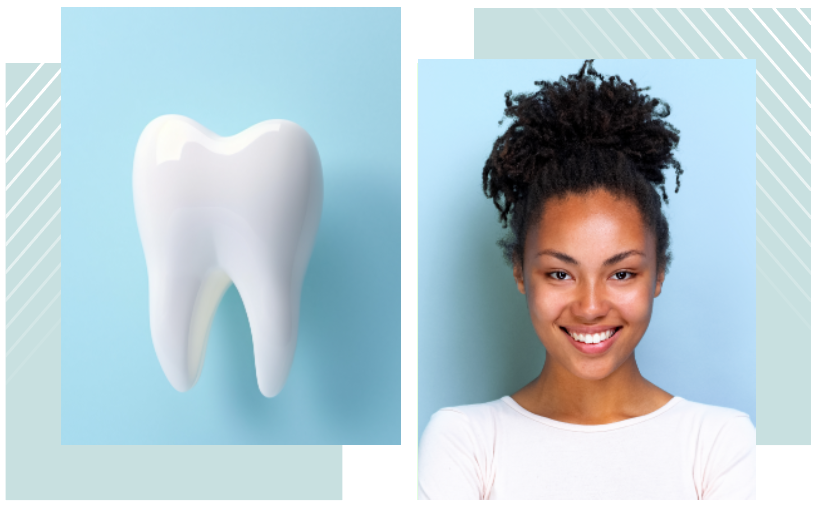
562, 326, 622, 355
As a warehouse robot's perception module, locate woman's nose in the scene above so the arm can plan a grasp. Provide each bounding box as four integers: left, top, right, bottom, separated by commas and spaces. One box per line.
572, 280, 609, 320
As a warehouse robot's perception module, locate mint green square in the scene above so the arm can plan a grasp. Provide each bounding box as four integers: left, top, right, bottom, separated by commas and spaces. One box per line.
6, 62, 342, 499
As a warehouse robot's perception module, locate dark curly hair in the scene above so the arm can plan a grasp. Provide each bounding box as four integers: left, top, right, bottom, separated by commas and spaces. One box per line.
482, 60, 683, 275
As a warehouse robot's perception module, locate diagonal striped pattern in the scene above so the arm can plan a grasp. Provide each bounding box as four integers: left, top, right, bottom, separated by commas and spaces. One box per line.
6, 63, 61, 385
474, 8, 811, 444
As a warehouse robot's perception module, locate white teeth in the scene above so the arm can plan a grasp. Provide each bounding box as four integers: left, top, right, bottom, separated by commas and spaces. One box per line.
569, 329, 615, 344
133, 115, 323, 398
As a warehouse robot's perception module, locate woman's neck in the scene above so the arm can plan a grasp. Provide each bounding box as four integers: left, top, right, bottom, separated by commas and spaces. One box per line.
512, 352, 673, 425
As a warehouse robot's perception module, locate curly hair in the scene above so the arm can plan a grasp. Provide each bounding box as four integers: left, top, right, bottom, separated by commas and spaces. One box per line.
482, 60, 683, 275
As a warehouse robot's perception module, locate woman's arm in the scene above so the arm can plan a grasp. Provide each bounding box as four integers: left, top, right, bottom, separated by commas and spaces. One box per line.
418, 409, 489, 500
701, 415, 756, 500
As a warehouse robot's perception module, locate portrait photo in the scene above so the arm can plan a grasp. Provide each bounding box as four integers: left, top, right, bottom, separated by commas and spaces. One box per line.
418, 58, 757, 499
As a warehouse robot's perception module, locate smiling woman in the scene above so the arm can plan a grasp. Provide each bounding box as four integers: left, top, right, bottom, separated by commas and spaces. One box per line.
417, 60, 755, 500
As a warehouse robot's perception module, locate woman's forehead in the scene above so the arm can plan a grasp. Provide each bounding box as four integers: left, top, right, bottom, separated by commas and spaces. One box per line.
527, 192, 654, 256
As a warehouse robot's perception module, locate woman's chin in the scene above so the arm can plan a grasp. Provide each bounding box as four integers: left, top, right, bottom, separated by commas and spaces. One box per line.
568, 360, 619, 381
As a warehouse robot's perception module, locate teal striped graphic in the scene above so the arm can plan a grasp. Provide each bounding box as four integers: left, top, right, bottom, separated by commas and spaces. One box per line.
474, 8, 811, 445
5, 62, 61, 385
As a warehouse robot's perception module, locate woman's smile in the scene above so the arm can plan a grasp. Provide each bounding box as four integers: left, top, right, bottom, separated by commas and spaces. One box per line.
561, 325, 622, 355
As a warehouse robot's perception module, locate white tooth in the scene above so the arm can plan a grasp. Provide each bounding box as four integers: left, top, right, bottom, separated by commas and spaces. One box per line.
133, 115, 323, 398
585, 334, 594, 344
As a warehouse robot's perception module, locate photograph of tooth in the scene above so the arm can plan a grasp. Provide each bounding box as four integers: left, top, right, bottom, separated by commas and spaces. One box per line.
133, 115, 323, 398
60, 7, 399, 447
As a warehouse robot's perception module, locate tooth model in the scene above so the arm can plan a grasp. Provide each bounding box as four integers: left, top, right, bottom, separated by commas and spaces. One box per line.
133, 115, 323, 397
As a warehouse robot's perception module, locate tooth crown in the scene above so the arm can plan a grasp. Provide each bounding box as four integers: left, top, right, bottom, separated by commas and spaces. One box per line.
133, 115, 323, 397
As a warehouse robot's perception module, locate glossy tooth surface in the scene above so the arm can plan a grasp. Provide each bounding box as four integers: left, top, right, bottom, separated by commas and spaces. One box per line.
133, 115, 323, 398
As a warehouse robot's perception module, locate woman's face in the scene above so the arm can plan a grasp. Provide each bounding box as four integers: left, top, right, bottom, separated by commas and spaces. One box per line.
514, 188, 664, 381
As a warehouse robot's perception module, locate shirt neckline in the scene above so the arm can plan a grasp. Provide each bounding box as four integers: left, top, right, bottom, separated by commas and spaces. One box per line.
500, 395, 684, 432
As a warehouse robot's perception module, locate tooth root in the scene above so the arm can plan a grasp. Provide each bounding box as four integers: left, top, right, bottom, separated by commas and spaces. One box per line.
149, 266, 232, 392
232, 270, 297, 398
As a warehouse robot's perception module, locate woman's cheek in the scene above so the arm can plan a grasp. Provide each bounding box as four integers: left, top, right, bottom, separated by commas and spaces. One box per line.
611, 285, 653, 321
527, 286, 565, 324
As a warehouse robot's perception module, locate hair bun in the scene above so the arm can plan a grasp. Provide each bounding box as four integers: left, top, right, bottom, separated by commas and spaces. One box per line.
483, 60, 683, 225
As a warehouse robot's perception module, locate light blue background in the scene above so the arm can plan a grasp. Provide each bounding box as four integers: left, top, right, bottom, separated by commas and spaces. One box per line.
419, 59, 756, 438
61, 8, 400, 445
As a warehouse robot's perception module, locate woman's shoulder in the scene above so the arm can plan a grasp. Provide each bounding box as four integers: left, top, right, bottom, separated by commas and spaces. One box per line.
422, 397, 512, 440
668, 398, 755, 463
669, 398, 754, 430
419, 398, 512, 500
430, 397, 512, 420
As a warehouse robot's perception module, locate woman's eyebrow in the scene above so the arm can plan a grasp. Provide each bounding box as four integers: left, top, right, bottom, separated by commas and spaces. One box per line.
536, 250, 578, 265
536, 249, 645, 267
603, 250, 645, 267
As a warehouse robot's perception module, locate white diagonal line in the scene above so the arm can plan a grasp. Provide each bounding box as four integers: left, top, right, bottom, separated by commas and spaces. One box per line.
725, 8, 810, 108
756, 71, 810, 136
6, 124, 60, 191
5, 68, 61, 136
5, 264, 60, 329
6, 152, 60, 219
533, 9, 578, 58
6, 207, 60, 274
6, 235, 61, 301
6, 96, 60, 163
582, 9, 626, 59
7, 320, 61, 383
678, 8, 722, 58
756, 264, 809, 330
6, 290, 60, 356
756, 153, 810, 219
654, 8, 698, 58
756, 208, 810, 275
630, 8, 674, 58
702, 8, 747, 58
606, 8, 650, 59
6, 63, 43, 108
756, 237, 810, 302
773, 8, 810, 52
6, 179, 61, 247
558, 8, 602, 58
756, 180, 810, 247
756, 125, 810, 191
756, 98, 811, 163
749, 8, 810, 79
796, 8, 810, 25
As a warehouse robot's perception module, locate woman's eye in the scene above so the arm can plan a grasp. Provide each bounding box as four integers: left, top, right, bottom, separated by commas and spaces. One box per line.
548, 271, 570, 280
612, 271, 634, 280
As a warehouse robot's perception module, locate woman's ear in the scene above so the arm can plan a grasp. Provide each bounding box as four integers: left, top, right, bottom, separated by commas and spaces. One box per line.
654, 270, 665, 297
514, 262, 526, 295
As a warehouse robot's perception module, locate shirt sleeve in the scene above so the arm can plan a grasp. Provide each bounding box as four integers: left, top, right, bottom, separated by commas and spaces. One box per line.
418, 408, 487, 500
701, 415, 756, 500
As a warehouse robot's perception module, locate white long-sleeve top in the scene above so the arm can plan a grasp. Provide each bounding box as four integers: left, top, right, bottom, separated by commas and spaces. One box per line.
418, 396, 755, 500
